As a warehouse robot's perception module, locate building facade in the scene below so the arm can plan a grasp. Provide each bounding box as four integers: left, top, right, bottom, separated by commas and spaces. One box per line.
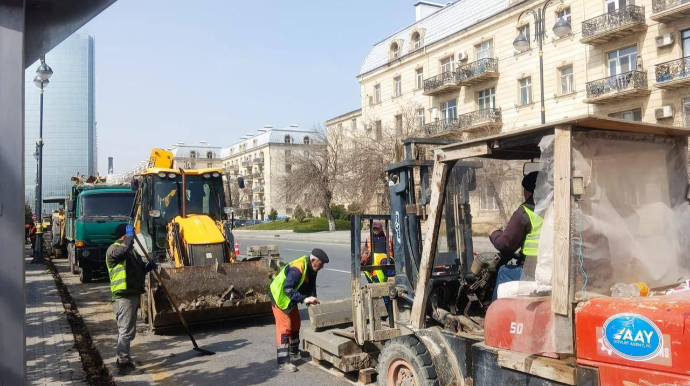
327, 0, 690, 229
24, 30, 96, 213
169, 141, 223, 170
221, 125, 318, 220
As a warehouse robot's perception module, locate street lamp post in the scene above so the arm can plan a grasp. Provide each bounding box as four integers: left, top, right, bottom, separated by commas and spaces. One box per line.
513, 0, 571, 124
31, 55, 53, 264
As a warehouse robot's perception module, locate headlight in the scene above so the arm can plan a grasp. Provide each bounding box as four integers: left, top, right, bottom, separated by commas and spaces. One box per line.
81, 249, 90, 257
203, 173, 211, 178
168, 173, 176, 179
212, 172, 220, 178
158, 172, 166, 178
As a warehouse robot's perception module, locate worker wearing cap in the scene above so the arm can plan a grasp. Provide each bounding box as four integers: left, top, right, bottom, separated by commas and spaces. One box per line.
360, 222, 396, 284
269, 248, 329, 372
106, 224, 157, 375
488, 171, 541, 300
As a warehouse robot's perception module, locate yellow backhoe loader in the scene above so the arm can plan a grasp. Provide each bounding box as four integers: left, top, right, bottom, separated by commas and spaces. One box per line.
130, 149, 280, 330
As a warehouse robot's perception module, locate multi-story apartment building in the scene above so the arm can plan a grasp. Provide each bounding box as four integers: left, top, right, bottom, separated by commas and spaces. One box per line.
170, 141, 223, 170
328, 0, 690, 228
221, 125, 318, 220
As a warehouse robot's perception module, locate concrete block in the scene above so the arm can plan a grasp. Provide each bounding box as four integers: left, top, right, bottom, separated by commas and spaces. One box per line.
303, 327, 362, 357
308, 298, 353, 329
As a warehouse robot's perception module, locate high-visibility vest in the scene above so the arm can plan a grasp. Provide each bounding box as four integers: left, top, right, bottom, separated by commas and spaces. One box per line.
106, 240, 127, 293
522, 205, 543, 258
364, 253, 388, 283
270, 256, 308, 310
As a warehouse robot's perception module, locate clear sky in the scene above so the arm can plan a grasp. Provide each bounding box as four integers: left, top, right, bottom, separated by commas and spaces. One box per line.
82, 0, 420, 174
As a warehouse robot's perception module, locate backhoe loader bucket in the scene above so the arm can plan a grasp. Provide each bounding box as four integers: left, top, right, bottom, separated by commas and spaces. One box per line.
145, 261, 275, 330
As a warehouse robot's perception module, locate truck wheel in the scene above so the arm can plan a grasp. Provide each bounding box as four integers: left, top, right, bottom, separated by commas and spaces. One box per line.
79, 266, 92, 283
69, 244, 79, 274
377, 336, 439, 386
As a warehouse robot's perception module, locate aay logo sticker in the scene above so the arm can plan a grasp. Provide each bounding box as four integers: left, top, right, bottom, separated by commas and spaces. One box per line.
601, 313, 663, 361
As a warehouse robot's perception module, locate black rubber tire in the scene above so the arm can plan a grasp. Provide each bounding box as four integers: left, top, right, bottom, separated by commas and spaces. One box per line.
377, 335, 439, 386
79, 266, 92, 283
68, 244, 79, 274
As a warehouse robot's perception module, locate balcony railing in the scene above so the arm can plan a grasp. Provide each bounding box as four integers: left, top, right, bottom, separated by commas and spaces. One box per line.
241, 161, 250, 167
254, 201, 265, 207
423, 71, 461, 96
252, 158, 264, 165
581, 5, 646, 45
655, 57, 690, 89
424, 109, 502, 136
424, 118, 459, 136
457, 58, 499, 85
651, 0, 690, 22
585, 71, 651, 103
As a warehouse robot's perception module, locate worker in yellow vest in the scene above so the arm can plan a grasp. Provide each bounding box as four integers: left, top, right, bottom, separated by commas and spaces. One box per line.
487, 171, 542, 300
269, 248, 329, 372
106, 224, 157, 375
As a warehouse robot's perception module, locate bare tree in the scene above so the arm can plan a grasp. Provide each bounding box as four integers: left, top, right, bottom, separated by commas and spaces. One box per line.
475, 159, 524, 224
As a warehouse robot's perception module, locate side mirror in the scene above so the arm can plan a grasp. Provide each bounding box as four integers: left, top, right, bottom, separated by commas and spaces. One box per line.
523, 162, 540, 176
130, 178, 140, 192
237, 176, 245, 189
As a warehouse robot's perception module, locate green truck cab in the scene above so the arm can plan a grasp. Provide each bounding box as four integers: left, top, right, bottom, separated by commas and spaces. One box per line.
65, 183, 135, 283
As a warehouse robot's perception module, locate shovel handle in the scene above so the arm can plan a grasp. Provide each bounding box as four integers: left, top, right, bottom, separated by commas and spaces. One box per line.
132, 235, 200, 349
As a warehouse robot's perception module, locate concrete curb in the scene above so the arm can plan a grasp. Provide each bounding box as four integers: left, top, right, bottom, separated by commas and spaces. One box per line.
232, 231, 351, 245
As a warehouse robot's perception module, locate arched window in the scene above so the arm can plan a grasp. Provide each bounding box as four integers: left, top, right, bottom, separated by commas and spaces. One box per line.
253, 139, 258, 147
390, 42, 400, 59
190, 151, 198, 159
412, 32, 422, 49
206, 151, 213, 159
284, 135, 293, 144
303, 136, 310, 145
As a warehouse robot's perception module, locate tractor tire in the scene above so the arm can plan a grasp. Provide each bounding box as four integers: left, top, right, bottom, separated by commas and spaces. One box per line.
79, 265, 92, 283
377, 336, 439, 386
68, 244, 79, 274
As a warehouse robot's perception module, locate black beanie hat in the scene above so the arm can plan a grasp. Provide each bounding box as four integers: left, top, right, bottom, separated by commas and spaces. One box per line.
311, 248, 329, 263
522, 171, 539, 194
114, 223, 128, 239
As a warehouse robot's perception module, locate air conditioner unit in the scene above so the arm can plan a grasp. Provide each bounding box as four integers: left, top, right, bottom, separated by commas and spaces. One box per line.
458, 52, 469, 61
655, 105, 674, 119
655, 33, 674, 48
431, 108, 439, 120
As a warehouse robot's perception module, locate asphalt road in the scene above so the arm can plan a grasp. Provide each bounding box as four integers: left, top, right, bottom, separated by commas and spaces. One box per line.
57, 237, 356, 386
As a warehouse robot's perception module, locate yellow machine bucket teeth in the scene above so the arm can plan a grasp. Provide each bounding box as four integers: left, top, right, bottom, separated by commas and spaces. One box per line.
147, 261, 274, 329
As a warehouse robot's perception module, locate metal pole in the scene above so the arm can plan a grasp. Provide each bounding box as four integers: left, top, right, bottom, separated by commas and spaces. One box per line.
538, 9, 546, 124
34, 80, 45, 262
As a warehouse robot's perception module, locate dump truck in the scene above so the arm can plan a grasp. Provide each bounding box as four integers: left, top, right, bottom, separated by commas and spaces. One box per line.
130, 149, 280, 330
304, 116, 690, 386
63, 175, 135, 283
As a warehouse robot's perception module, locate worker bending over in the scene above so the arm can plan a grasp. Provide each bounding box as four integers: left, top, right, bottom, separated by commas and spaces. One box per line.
269, 249, 329, 372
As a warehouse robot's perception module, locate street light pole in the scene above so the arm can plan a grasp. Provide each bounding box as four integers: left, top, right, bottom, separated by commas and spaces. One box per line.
31, 55, 53, 264
513, 0, 571, 124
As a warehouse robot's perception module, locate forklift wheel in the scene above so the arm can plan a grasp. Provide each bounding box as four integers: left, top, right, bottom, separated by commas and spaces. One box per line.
377, 336, 439, 386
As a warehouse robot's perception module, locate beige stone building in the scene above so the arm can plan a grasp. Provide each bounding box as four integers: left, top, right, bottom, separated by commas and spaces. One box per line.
327, 0, 690, 229
220, 125, 318, 220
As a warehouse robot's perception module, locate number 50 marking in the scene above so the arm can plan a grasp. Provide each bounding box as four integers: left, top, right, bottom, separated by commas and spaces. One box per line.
510, 322, 524, 335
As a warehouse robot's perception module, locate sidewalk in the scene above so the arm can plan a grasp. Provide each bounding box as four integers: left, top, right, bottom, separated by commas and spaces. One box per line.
26, 255, 87, 386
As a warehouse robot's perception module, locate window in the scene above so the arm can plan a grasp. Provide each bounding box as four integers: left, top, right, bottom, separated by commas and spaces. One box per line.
303, 136, 310, 145
517, 24, 531, 50
608, 46, 637, 75
415, 68, 424, 90
607, 0, 632, 12
480, 186, 499, 211
351, 118, 357, 130
253, 139, 258, 147
556, 6, 571, 24
683, 98, 690, 127
206, 151, 214, 159
284, 135, 293, 144
441, 56, 454, 74
412, 32, 422, 49
478, 88, 496, 110
682, 29, 690, 58
394, 76, 402, 97
395, 114, 403, 135
476, 40, 493, 60
190, 151, 198, 159
390, 42, 400, 59
374, 84, 381, 104
608, 108, 642, 121
560, 65, 574, 95
417, 108, 425, 127
375, 120, 382, 140
285, 164, 292, 173
285, 149, 291, 158
518, 77, 532, 105
207, 163, 213, 168
441, 99, 457, 120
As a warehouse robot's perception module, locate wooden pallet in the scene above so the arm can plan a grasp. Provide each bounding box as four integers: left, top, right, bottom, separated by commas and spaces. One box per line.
309, 358, 377, 385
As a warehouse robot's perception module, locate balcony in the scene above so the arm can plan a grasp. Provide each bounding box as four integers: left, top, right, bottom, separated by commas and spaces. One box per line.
256, 186, 265, 194
240, 202, 252, 209
457, 58, 499, 86
655, 57, 690, 89
227, 164, 239, 170
580, 6, 646, 45
252, 158, 264, 165
241, 161, 250, 167
584, 71, 651, 104
651, 0, 690, 22
424, 109, 502, 137
254, 201, 265, 208
423, 71, 461, 96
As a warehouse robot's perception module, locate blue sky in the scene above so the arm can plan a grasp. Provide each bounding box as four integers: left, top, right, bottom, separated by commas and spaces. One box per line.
83, 0, 418, 174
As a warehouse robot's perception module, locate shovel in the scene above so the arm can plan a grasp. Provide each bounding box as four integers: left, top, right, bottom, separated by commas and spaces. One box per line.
133, 235, 215, 356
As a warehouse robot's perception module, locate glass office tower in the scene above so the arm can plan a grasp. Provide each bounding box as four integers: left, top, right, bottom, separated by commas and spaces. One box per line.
25, 30, 96, 214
